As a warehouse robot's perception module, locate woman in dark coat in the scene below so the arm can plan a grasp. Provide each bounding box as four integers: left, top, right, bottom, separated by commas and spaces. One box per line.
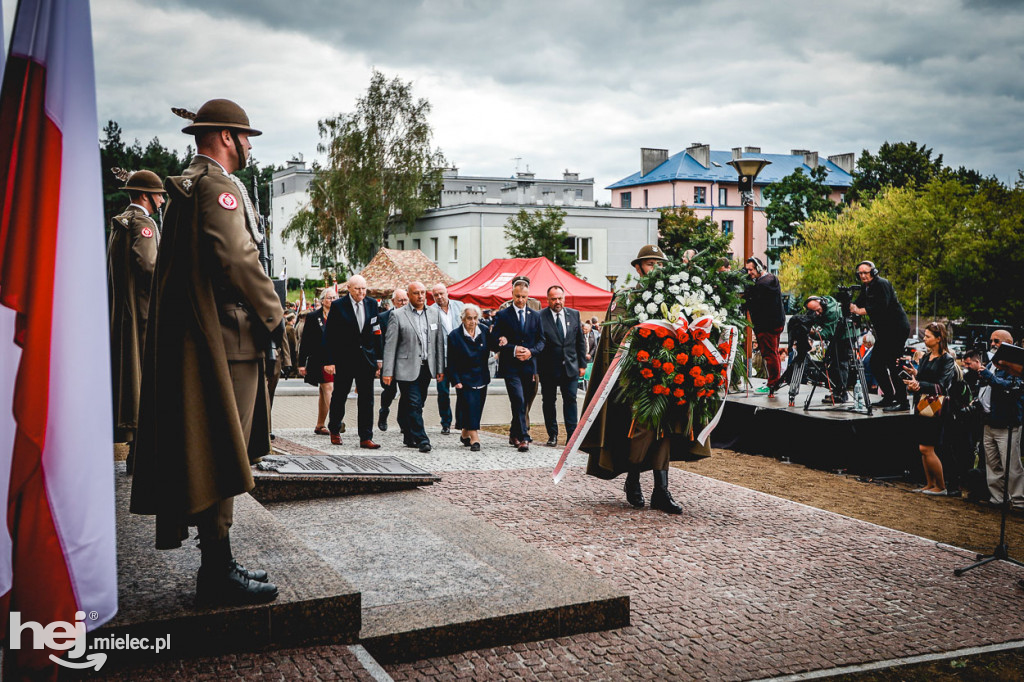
447, 303, 491, 451
903, 321, 958, 495
298, 288, 338, 434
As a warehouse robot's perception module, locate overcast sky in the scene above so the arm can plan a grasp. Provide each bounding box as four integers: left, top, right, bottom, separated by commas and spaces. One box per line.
5, 0, 1023, 200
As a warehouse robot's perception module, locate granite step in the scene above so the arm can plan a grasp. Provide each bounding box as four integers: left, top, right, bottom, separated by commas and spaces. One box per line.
267, 488, 630, 664
100, 463, 361, 665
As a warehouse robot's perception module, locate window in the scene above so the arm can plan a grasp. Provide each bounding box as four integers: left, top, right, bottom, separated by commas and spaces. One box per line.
575, 189, 583, 199
397, 240, 405, 250
694, 186, 707, 205
719, 187, 727, 206
449, 236, 458, 262
621, 192, 632, 208
722, 220, 733, 235
430, 237, 439, 262
576, 237, 592, 263
643, 189, 649, 208
310, 255, 320, 268
413, 238, 421, 251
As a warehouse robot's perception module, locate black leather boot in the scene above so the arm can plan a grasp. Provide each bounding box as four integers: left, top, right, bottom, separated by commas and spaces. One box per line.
624, 468, 644, 508
650, 470, 682, 514
196, 534, 278, 607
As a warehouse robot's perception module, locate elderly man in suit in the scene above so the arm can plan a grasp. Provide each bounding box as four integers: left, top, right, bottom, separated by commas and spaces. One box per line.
538, 286, 588, 447
382, 281, 446, 453
377, 287, 408, 433
429, 282, 464, 434
323, 274, 382, 448
490, 277, 545, 452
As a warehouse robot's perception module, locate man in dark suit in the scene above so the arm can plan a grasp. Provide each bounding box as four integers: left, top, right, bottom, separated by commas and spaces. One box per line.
323, 274, 382, 448
537, 286, 588, 446
490, 277, 545, 452
377, 287, 408, 433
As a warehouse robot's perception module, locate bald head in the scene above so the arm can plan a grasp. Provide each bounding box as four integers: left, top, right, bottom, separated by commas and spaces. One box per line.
992, 329, 1013, 345
408, 281, 426, 310
348, 275, 367, 303
432, 283, 450, 308
391, 288, 408, 309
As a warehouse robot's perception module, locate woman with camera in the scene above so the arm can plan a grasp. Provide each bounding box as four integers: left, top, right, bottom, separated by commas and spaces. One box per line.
902, 321, 958, 495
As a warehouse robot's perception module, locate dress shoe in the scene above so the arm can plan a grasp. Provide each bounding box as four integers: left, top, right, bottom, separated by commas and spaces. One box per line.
460, 437, 471, 447
196, 564, 278, 607
509, 435, 519, 447
330, 431, 342, 446
314, 426, 330, 435
229, 559, 268, 583
883, 402, 910, 413
378, 416, 388, 432
518, 442, 530, 452
470, 442, 481, 452
651, 470, 683, 514
624, 470, 645, 508
270, 433, 276, 441
441, 426, 451, 435
872, 397, 896, 408
545, 437, 558, 447
405, 441, 420, 448
360, 440, 381, 449
419, 441, 432, 453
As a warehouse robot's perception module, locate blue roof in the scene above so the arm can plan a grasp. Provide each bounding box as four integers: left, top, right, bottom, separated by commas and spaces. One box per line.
606, 149, 853, 190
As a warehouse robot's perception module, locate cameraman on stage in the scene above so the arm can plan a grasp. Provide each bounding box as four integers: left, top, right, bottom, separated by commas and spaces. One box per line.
850, 260, 911, 412
805, 295, 856, 404
741, 257, 786, 393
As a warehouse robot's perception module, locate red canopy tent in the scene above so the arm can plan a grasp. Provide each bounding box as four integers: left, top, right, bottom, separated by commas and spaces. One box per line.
447, 257, 613, 313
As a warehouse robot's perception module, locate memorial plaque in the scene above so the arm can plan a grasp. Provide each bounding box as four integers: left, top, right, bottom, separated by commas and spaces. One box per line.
258, 454, 431, 476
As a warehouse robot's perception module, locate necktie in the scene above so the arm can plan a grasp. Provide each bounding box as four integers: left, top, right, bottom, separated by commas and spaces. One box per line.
356, 301, 363, 332
518, 309, 524, 328
555, 312, 564, 340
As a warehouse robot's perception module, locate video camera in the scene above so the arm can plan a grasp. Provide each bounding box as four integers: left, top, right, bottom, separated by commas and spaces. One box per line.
834, 284, 861, 319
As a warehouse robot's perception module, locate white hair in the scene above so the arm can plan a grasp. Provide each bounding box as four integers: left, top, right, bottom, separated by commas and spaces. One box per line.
461, 303, 481, 321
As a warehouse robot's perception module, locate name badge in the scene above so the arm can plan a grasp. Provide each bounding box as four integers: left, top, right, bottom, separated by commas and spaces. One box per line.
371, 316, 378, 323
430, 323, 438, 330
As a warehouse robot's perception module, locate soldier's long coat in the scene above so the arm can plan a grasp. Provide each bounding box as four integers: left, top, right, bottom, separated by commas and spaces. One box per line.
107, 205, 158, 442
130, 156, 282, 549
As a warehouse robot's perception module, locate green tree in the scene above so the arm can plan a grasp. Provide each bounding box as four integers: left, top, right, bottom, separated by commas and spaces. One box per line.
284, 70, 447, 268
99, 120, 189, 225
847, 140, 944, 203
762, 166, 840, 261
503, 206, 576, 274
657, 205, 731, 260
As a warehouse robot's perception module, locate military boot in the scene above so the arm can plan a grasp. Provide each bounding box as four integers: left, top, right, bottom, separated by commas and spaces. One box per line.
650, 470, 682, 514
196, 534, 278, 607
623, 468, 645, 508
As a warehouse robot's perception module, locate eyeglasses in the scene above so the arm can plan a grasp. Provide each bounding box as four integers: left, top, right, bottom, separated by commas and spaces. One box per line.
991, 339, 1003, 345
856, 270, 872, 275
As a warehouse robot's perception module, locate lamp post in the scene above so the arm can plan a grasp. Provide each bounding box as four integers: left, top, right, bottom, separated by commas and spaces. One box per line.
727, 156, 771, 389
606, 274, 618, 292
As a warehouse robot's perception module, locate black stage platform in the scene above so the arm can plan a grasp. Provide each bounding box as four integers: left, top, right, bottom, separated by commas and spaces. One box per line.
711, 388, 922, 478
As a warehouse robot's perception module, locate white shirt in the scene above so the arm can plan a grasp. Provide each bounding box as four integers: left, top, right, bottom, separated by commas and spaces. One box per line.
462, 325, 480, 341
552, 310, 566, 336
352, 297, 364, 332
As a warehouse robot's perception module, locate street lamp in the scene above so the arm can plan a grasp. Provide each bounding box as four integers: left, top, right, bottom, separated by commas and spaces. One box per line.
727, 156, 771, 390
606, 274, 618, 291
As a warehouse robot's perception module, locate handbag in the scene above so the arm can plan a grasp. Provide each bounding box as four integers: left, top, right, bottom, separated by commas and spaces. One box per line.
915, 392, 945, 418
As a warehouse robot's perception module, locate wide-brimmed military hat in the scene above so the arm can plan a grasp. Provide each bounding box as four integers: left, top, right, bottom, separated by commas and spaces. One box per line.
112, 168, 165, 193
631, 244, 668, 267
175, 99, 262, 136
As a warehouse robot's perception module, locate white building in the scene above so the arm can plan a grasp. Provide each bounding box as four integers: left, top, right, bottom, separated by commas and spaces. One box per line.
269, 158, 320, 281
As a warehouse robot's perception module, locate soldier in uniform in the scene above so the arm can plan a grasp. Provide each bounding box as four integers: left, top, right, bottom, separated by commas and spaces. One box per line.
131, 99, 284, 606
107, 168, 164, 472
582, 244, 704, 514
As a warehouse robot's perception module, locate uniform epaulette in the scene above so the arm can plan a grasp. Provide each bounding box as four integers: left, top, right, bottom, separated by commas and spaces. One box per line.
166, 167, 209, 198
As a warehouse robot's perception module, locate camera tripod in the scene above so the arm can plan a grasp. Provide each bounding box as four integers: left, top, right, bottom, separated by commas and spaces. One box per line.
786, 316, 873, 415
955, 424, 1024, 577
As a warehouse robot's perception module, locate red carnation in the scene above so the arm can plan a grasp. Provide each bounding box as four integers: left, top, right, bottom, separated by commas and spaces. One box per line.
693, 328, 709, 341
689, 366, 702, 378
638, 328, 651, 338
677, 331, 690, 343
673, 374, 686, 385
675, 352, 689, 365
662, 338, 675, 350
652, 359, 662, 368
654, 326, 668, 338
692, 344, 705, 356
673, 388, 685, 398
636, 350, 650, 362
641, 368, 654, 379
677, 398, 687, 405
662, 362, 675, 374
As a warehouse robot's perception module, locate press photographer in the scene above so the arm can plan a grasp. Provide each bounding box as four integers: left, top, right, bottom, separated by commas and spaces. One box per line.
850, 260, 911, 412
805, 294, 856, 404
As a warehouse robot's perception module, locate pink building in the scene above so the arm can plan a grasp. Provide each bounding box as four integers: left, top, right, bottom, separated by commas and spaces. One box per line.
607, 144, 854, 269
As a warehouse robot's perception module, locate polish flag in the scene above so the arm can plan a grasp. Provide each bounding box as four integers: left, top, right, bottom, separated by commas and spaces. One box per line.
0, 0, 118, 672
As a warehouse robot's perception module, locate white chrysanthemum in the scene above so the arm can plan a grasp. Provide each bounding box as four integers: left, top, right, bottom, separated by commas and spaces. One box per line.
703, 284, 713, 294
646, 302, 658, 314
642, 290, 652, 301
669, 274, 681, 284
653, 292, 664, 304
680, 272, 690, 281
712, 294, 721, 304
692, 276, 702, 286
634, 304, 644, 314
637, 312, 649, 322
667, 284, 681, 295
654, 280, 665, 290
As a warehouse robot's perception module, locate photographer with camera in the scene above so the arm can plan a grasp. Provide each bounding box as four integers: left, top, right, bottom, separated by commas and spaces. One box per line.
805, 295, 856, 404
850, 261, 911, 412
963, 330, 1024, 508
741, 257, 786, 393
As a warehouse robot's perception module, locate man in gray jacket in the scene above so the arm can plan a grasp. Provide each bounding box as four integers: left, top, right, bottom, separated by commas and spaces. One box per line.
382, 281, 446, 452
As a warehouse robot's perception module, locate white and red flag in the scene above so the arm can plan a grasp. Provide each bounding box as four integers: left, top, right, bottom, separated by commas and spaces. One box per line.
0, 0, 118, 672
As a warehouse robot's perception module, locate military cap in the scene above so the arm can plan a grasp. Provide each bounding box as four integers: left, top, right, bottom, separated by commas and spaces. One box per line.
121, 169, 165, 193
631, 244, 668, 267
176, 99, 262, 137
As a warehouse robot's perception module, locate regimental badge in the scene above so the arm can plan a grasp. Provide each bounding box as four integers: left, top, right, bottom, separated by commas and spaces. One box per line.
141, 227, 153, 238
182, 178, 192, 190
218, 192, 237, 210
120, 217, 129, 226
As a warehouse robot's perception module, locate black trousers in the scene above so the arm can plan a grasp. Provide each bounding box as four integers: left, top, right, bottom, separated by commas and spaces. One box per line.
825, 338, 851, 398
379, 377, 407, 432
436, 375, 453, 428
871, 325, 910, 402
399, 363, 432, 445
504, 372, 532, 442
328, 365, 376, 440
540, 373, 580, 439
